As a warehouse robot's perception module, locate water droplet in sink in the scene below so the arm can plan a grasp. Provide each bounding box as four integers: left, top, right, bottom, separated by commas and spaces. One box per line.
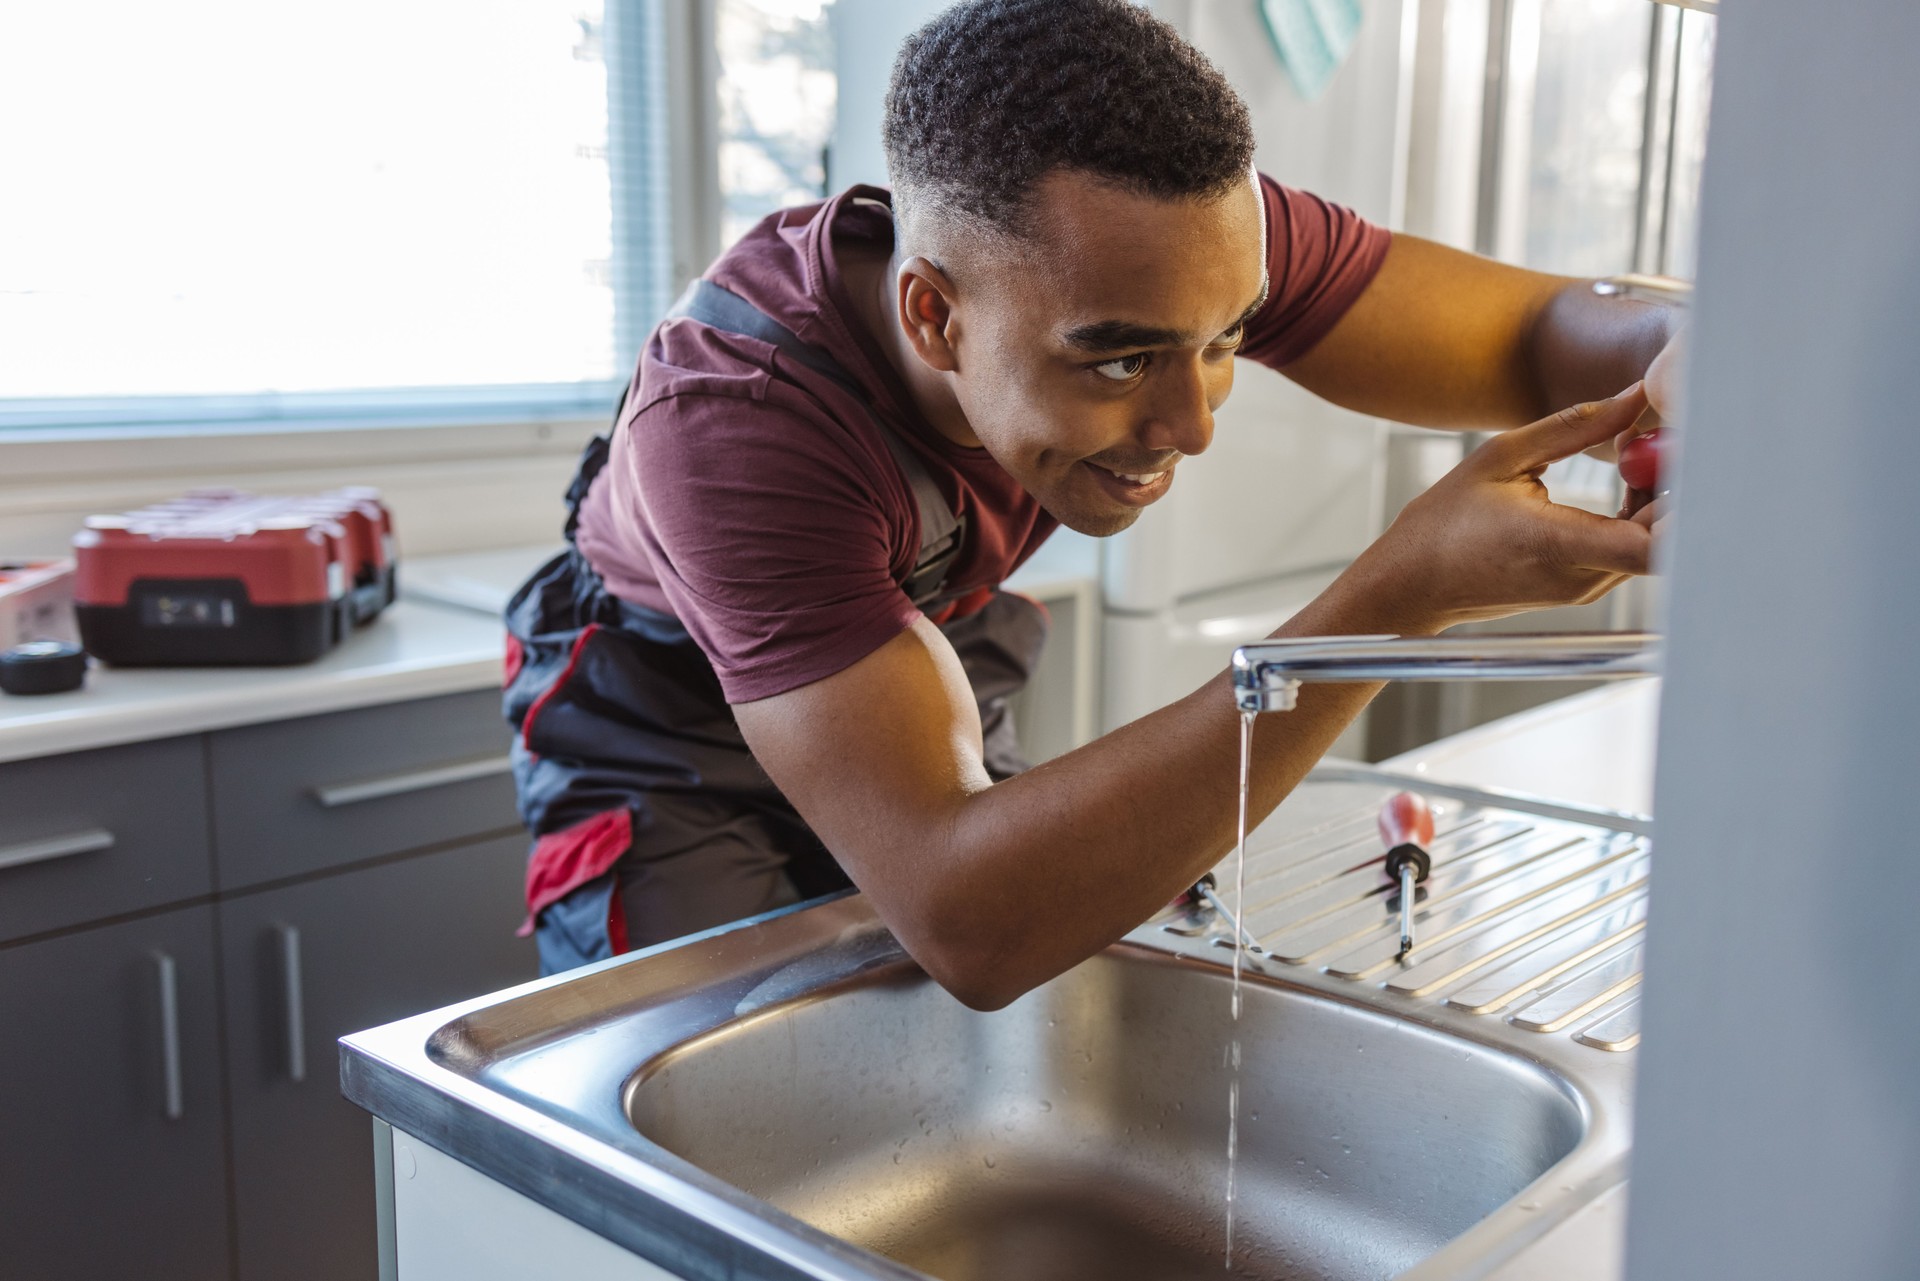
983, 1155, 997, 1169
1039, 1100, 1053, 1112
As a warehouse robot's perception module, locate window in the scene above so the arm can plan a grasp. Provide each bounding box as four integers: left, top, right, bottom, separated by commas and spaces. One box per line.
1495, 0, 1716, 278
0, 1, 672, 431
715, 0, 837, 250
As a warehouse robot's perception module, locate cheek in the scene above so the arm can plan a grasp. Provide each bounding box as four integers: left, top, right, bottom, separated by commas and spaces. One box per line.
1206, 357, 1237, 412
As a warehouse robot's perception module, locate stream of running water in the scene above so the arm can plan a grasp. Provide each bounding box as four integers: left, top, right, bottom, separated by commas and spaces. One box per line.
1224, 708, 1255, 1270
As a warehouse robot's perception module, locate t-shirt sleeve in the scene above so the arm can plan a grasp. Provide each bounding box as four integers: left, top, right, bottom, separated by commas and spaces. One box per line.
618, 389, 925, 704
1237, 173, 1393, 370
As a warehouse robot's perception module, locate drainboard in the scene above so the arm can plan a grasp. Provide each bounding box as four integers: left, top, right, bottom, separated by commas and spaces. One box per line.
1161, 776, 1652, 1056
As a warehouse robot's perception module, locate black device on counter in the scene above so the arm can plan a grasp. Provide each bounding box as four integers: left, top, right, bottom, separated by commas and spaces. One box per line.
0, 640, 88, 695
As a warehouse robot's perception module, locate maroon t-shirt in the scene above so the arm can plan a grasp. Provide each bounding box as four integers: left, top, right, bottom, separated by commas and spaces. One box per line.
576, 177, 1390, 704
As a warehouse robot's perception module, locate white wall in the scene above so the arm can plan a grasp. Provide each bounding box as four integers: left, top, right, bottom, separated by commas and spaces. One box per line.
827, 0, 941, 190
1625, 2, 1920, 1276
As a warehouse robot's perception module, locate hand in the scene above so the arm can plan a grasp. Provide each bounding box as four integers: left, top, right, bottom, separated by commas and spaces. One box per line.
1612, 328, 1684, 519
1346, 385, 1656, 631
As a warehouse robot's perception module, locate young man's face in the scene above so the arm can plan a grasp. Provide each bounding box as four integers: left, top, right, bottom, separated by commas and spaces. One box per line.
946, 169, 1268, 536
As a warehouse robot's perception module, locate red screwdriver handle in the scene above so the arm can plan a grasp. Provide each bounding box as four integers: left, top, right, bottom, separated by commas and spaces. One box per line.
1379, 791, 1435, 852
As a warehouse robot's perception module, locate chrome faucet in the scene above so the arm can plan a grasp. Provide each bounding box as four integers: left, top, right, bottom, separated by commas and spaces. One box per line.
1230, 631, 1661, 714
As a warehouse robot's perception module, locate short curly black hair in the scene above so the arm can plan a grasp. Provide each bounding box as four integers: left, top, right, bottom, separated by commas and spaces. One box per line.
883, 0, 1254, 239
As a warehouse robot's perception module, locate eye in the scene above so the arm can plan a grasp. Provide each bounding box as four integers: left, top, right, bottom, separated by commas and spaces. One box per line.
1211, 322, 1246, 349
1091, 353, 1149, 382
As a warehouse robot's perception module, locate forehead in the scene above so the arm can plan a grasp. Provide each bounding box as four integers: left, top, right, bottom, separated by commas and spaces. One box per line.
1002, 170, 1267, 339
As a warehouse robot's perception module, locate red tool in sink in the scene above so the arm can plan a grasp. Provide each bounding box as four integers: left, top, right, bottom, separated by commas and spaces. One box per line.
1379, 791, 1436, 957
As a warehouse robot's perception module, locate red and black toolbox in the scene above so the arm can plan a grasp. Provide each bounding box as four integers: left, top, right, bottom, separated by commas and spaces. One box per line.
72, 488, 397, 665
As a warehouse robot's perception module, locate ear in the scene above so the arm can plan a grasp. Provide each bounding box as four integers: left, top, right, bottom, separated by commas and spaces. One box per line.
895, 256, 962, 374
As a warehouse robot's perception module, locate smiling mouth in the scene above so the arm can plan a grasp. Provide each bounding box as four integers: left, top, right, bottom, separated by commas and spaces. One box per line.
1097, 466, 1167, 485
1083, 460, 1177, 505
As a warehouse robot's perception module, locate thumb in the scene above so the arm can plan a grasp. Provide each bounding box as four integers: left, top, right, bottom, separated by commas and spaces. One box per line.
1546, 503, 1655, 576
1490, 384, 1649, 476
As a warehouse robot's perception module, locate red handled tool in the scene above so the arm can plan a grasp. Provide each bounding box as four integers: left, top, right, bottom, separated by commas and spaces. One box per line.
1378, 792, 1436, 957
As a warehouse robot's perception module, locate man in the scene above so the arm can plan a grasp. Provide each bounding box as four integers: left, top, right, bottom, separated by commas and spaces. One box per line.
507, 0, 1673, 1007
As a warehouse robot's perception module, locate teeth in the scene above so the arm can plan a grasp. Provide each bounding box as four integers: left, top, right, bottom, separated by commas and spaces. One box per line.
1106, 468, 1164, 485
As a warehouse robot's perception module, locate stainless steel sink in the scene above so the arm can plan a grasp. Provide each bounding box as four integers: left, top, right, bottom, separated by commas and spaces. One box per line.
342, 773, 1643, 1281
628, 945, 1584, 1281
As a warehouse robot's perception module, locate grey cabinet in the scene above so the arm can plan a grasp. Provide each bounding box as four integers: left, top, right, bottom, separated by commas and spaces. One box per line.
0, 736, 213, 943
0, 906, 232, 1281
219, 833, 534, 1281
209, 689, 520, 889
0, 688, 537, 1281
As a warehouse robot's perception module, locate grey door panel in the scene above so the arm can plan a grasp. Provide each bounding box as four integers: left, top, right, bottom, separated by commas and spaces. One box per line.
218, 831, 535, 1281
0, 905, 232, 1280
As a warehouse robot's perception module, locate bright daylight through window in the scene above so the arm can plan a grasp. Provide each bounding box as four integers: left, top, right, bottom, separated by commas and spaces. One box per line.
0, 1, 630, 427
715, 0, 837, 250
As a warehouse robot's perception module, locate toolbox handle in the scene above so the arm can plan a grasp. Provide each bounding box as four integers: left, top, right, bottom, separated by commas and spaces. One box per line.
0, 827, 114, 872
312, 754, 512, 809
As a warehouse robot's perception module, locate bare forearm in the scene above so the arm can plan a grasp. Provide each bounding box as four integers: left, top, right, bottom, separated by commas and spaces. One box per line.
1526, 281, 1678, 417
910, 580, 1434, 1008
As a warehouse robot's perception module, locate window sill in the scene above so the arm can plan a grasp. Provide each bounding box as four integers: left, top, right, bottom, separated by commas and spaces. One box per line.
0, 415, 602, 559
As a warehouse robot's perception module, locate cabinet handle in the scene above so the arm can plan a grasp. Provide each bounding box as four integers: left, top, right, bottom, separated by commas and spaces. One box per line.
153, 950, 184, 1121
312, 754, 512, 809
0, 827, 114, 872
276, 923, 307, 1084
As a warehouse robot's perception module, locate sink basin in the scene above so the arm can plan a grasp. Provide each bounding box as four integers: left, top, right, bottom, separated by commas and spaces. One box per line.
628, 947, 1584, 1281
342, 776, 1641, 1281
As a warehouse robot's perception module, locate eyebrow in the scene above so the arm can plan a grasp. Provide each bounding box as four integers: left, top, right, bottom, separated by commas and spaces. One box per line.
1061, 276, 1271, 354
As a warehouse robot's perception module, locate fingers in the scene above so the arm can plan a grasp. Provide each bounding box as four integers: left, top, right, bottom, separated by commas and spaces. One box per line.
1618, 486, 1654, 520
1546, 503, 1654, 577
1645, 329, 1687, 421
1487, 384, 1649, 476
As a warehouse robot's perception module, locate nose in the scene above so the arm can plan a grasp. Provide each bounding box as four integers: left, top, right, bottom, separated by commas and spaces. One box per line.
1140, 352, 1225, 458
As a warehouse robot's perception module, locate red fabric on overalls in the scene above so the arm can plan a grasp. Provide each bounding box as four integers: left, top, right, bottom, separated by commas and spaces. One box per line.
518, 622, 601, 755
927, 585, 995, 626
518, 806, 633, 937
503, 632, 525, 685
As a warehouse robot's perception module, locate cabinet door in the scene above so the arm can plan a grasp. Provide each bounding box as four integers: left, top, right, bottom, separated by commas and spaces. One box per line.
219, 832, 536, 1281
0, 906, 232, 1281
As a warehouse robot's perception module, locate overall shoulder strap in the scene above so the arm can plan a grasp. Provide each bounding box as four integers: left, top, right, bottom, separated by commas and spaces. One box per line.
666, 278, 966, 608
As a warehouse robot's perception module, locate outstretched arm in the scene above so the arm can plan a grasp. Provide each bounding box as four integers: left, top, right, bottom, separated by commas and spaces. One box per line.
736, 388, 1653, 1011
1281, 234, 1678, 430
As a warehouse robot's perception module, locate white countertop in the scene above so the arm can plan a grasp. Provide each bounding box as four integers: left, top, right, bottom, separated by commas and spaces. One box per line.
1381, 678, 1661, 819
0, 537, 1110, 769
0, 599, 505, 766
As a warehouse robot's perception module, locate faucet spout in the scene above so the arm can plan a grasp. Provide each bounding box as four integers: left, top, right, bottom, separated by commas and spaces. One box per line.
1230, 632, 1661, 714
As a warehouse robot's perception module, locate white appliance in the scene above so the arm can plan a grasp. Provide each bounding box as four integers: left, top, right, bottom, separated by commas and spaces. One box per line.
831, 0, 1415, 756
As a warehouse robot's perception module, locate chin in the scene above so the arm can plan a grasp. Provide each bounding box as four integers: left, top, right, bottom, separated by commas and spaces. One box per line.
1048, 502, 1142, 539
